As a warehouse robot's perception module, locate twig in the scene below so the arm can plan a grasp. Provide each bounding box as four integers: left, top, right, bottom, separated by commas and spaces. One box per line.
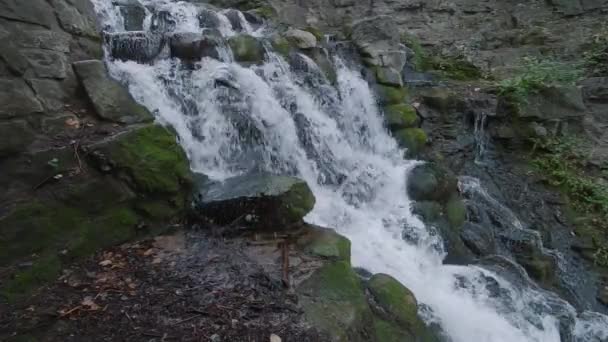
59, 305, 82, 318
281, 241, 290, 288
170, 314, 200, 326
73, 140, 84, 174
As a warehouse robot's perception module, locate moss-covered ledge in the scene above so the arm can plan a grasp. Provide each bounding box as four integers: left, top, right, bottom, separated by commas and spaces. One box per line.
0, 123, 193, 303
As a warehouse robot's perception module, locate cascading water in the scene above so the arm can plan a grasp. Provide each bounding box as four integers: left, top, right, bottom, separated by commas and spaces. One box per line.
91, 1, 608, 341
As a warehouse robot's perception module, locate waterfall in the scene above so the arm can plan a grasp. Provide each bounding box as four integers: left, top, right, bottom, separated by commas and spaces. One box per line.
91, 1, 608, 341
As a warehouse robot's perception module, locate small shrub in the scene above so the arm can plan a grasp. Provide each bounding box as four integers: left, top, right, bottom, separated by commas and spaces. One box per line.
498, 57, 583, 105
583, 28, 608, 77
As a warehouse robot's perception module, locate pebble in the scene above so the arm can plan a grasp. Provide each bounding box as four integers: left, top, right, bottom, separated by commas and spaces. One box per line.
270, 334, 281, 342
210, 334, 221, 342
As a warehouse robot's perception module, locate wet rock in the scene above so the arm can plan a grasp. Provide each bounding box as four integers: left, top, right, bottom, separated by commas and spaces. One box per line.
395, 128, 427, 155
0, 120, 35, 157
367, 274, 428, 337
223, 9, 247, 31
194, 173, 315, 230
113, 0, 147, 31
460, 222, 495, 256
376, 85, 408, 106
297, 226, 351, 262
73, 59, 153, 123
375, 67, 403, 87
169, 32, 222, 61
150, 9, 176, 33
0, 78, 44, 119
499, 229, 556, 286
383, 104, 419, 130
107, 32, 166, 63
284, 28, 317, 49
198, 9, 222, 29
228, 34, 265, 64
297, 261, 372, 341
407, 163, 457, 203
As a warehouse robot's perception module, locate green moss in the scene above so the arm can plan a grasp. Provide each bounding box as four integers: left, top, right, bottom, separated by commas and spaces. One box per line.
1, 254, 61, 303
373, 317, 413, 342
384, 104, 419, 130
135, 200, 177, 220
377, 85, 408, 105
301, 228, 351, 263
445, 197, 466, 229
304, 26, 324, 41
401, 33, 431, 71
298, 261, 371, 341
271, 36, 292, 56
430, 57, 482, 81
394, 128, 427, 155
110, 124, 191, 194
228, 34, 265, 64
367, 274, 418, 327
250, 5, 276, 19
282, 181, 316, 223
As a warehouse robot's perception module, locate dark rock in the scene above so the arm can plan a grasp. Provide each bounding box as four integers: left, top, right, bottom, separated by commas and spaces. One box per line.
198, 9, 222, 29
375, 67, 403, 87
0, 78, 44, 118
0, 120, 35, 157
407, 163, 457, 203
223, 9, 248, 32
73, 59, 153, 123
21, 49, 69, 79
169, 32, 222, 61
420, 88, 465, 115
582, 77, 608, 103
50, 0, 99, 38
547, 0, 585, 16
150, 9, 176, 33
297, 226, 351, 262
297, 261, 372, 341
228, 34, 265, 64
518, 86, 586, 120
0, 37, 29, 76
107, 32, 166, 63
499, 229, 556, 286
0, 0, 55, 28
114, 0, 147, 31
194, 173, 315, 230
460, 222, 495, 256
29, 79, 68, 112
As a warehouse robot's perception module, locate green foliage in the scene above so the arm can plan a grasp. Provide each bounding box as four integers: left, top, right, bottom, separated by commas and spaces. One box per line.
401, 33, 430, 71
498, 57, 583, 105
583, 28, 608, 76
532, 137, 608, 266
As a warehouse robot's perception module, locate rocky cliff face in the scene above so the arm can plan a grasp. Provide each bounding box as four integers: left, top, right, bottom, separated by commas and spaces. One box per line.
0, 0, 193, 301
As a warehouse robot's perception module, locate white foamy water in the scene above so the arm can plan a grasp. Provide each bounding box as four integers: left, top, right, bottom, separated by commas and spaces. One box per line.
91, 1, 608, 341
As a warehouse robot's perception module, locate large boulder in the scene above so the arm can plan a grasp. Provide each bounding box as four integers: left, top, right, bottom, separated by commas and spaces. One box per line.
107, 32, 166, 63
228, 34, 265, 64
297, 261, 372, 341
73, 60, 153, 123
169, 32, 223, 61
297, 226, 351, 262
460, 222, 496, 256
194, 173, 315, 230
113, 0, 147, 31
407, 163, 457, 203
517, 85, 586, 120
284, 28, 317, 49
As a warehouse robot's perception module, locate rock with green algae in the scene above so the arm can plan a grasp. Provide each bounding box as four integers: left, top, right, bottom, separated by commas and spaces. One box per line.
228, 34, 265, 64
375, 67, 403, 87
394, 128, 427, 155
407, 163, 457, 203
194, 173, 315, 230
376, 85, 409, 105
297, 261, 373, 342
367, 274, 438, 341
384, 103, 419, 130
297, 226, 351, 262
87, 124, 192, 195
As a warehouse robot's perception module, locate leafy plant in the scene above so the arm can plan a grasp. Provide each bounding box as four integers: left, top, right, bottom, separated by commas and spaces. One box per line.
498, 57, 583, 105
531, 137, 608, 266
583, 28, 608, 76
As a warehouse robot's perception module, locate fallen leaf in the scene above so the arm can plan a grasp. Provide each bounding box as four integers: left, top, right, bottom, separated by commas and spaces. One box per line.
99, 260, 112, 267
82, 297, 100, 311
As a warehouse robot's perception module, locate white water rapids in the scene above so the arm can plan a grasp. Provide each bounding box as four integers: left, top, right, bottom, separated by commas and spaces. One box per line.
91, 1, 608, 341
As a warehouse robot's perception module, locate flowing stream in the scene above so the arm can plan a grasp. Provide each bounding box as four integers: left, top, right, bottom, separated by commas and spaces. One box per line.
91, 1, 608, 341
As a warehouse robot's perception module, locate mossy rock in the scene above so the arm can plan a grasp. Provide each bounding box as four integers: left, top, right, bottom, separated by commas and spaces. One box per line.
407, 163, 457, 203
367, 274, 432, 339
411, 201, 444, 222
394, 128, 427, 155
384, 103, 419, 130
375, 67, 403, 87
445, 196, 466, 229
373, 317, 414, 342
228, 34, 265, 64
376, 85, 408, 105
430, 57, 481, 81
297, 261, 372, 341
195, 174, 316, 230
1, 254, 61, 303
298, 226, 351, 263
249, 5, 276, 19
91, 124, 192, 195
271, 35, 292, 56
304, 26, 324, 41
